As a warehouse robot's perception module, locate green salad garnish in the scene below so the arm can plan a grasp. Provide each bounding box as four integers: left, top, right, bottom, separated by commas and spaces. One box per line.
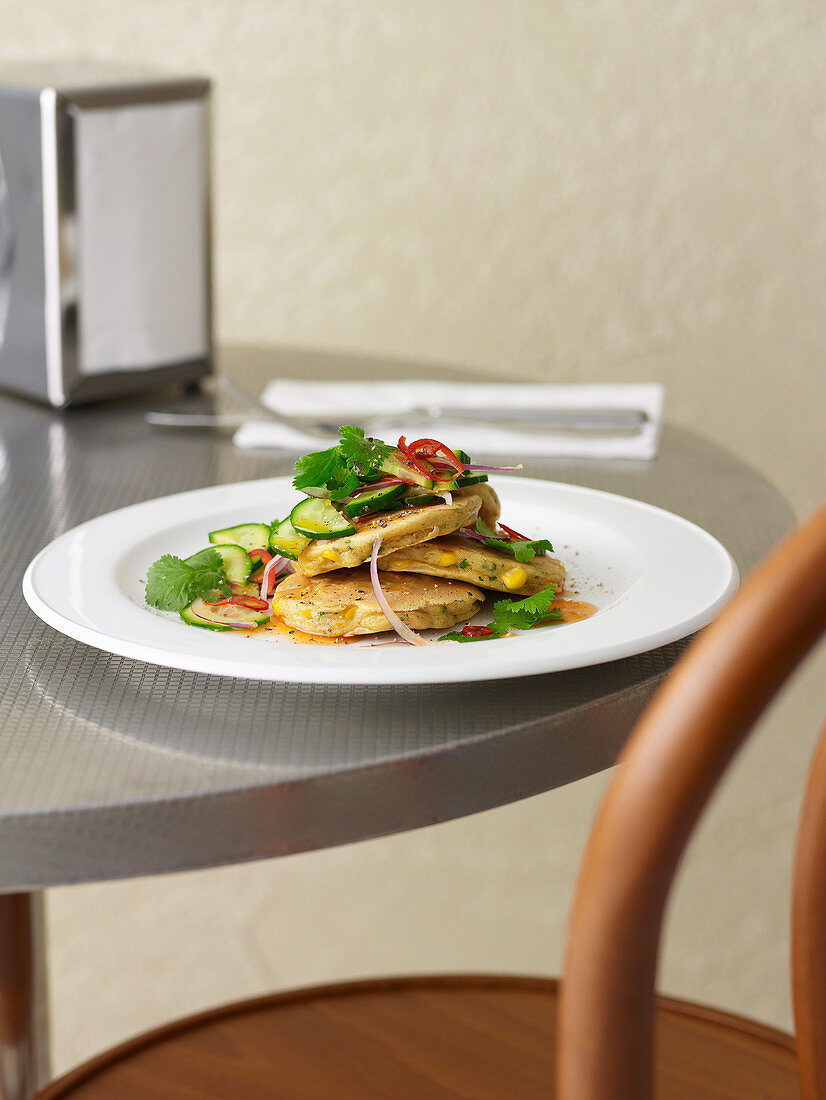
145, 549, 230, 612
439, 584, 562, 641
293, 426, 393, 499
474, 518, 554, 562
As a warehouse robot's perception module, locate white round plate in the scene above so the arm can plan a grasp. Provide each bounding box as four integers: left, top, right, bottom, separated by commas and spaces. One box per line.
22, 476, 738, 685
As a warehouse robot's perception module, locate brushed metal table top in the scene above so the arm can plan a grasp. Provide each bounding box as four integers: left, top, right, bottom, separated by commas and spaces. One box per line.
0, 346, 794, 890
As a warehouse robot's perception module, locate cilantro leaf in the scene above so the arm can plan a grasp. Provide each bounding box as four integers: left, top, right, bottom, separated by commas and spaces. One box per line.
328, 472, 363, 500
183, 548, 228, 575
438, 584, 562, 642
293, 446, 345, 493
145, 550, 230, 612
438, 631, 491, 642
292, 426, 392, 497
338, 425, 391, 478
490, 584, 562, 632
474, 518, 554, 561
513, 538, 554, 561
480, 535, 554, 561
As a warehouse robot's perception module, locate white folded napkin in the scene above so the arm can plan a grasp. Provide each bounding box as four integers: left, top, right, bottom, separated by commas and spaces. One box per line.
232, 381, 664, 460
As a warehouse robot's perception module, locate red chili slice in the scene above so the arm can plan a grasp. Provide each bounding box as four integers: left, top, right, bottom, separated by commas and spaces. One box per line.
249, 548, 272, 565
396, 436, 434, 480
408, 437, 466, 475
498, 522, 531, 542
229, 594, 270, 611
408, 438, 440, 455
462, 624, 496, 637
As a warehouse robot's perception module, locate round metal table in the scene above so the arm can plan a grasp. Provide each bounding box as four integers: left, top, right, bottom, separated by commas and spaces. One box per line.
0, 345, 795, 1098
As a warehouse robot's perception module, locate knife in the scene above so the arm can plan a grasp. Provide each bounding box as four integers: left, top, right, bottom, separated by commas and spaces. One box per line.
146, 406, 649, 437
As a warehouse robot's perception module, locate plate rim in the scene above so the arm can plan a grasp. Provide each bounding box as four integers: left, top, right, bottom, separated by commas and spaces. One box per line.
22, 475, 739, 686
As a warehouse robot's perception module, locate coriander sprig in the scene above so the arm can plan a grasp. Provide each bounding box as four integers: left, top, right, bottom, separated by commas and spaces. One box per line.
293, 426, 392, 499
439, 584, 562, 642
475, 518, 554, 562
145, 549, 230, 612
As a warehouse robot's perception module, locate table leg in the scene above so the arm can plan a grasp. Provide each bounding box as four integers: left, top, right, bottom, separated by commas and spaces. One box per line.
0, 894, 49, 1100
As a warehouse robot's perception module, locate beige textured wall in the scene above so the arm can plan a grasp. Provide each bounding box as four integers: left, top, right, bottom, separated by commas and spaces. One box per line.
2, 0, 825, 1075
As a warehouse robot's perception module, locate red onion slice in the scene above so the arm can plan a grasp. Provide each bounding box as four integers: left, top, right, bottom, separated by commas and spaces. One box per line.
458, 527, 488, 542
463, 463, 524, 472
338, 478, 406, 505
357, 477, 405, 492
260, 555, 286, 600
369, 536, 432, 646
190, 598, 260, 629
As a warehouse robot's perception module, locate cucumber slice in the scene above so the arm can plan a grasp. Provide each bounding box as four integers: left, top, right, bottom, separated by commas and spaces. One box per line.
209, 523, 272, 554
426, 473, 487, 491
290, 497, 357, 540
186, 544, 251, 584
269, 517, 311, 560
181, 598, 270, 630
230, 581, 263, 597
379, 450, 435, 489
341, 483, 406, 519
405, 494, 446, 508
431, 473, 489, 491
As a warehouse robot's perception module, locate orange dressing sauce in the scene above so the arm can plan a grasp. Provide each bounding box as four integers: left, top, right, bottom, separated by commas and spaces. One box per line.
260, 616, 360, 646
536, 597, 598, 625
245, 598, 596, 644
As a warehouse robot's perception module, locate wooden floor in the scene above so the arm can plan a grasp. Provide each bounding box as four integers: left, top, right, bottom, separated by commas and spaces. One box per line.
37, 976, 799, 1099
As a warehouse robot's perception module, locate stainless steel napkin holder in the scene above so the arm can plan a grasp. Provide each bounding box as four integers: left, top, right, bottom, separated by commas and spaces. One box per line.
0, 62, 212, 406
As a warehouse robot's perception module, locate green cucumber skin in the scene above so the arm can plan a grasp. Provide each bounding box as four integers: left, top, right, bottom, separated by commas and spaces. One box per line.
208, 523, 272, 554
404, 495, 445, 508
188, 543, 252, 584
180, 605, 230, 631
181, 598, 269, 630
290, 497, 357, 540
449, 473, 488, 489
342, 483, 406, 519
379, 452, 434, 489
410, 473, 487, 492
346, 498, 403, 519
269, 517, 311, 561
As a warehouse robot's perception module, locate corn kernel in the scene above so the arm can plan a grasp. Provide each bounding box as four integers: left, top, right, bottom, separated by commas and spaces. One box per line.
321, 550, 342, 563
271, 599, 282, 615
344, 606, 357, 621
438, 552, 458, 566
301, 608, 313, 619
503, 566, 528, 591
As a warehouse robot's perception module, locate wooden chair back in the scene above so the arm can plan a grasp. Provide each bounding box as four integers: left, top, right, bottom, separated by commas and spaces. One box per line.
557, 502, 826, 1100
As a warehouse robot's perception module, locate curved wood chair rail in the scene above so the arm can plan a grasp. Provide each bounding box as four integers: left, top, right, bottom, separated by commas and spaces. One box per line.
31, 975, 799, 1100
558, 501, 826, 1100
30, 503, 826, 1100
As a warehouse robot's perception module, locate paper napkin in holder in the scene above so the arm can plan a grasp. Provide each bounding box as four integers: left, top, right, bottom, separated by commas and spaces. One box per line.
233, 381, 664, 460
